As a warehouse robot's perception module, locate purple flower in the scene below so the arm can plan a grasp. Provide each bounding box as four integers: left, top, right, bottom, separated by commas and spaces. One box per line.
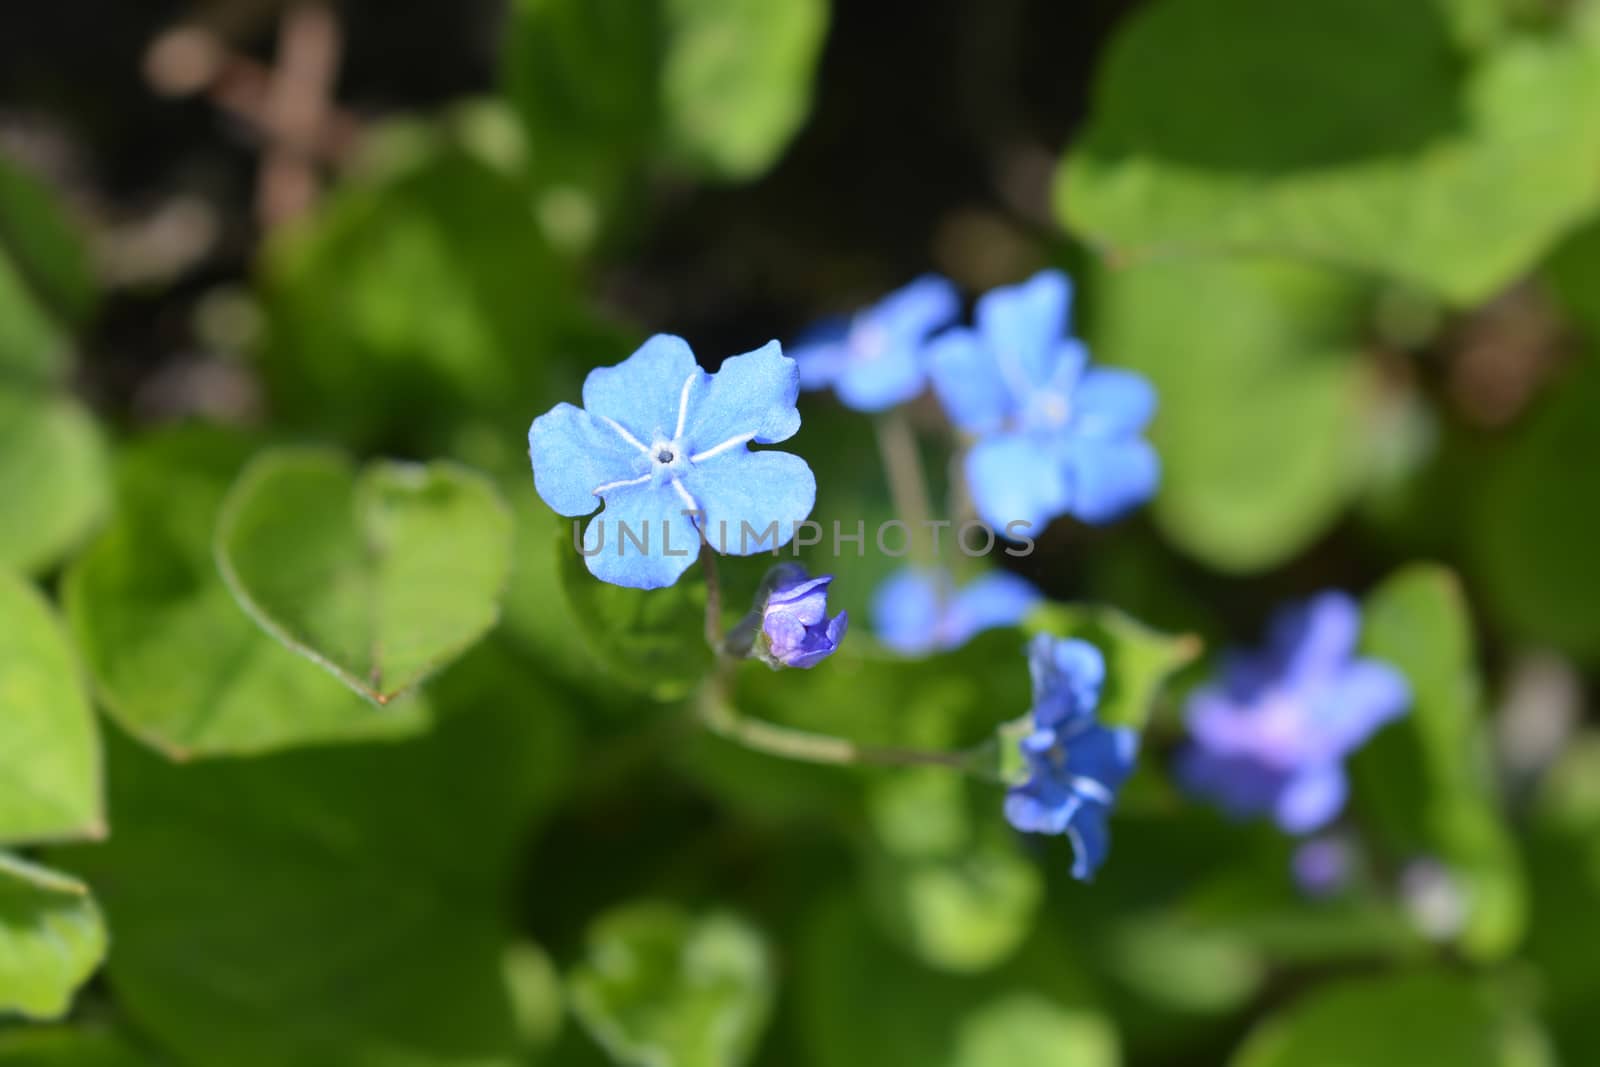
528, 335, 816, 590
1177, 591, 1411, 835
790, 275, 960, 412
1004, 634, 1140, 881
759, 565, 848, 669
872, 567, 1043, 655
926, 270, 1159, 533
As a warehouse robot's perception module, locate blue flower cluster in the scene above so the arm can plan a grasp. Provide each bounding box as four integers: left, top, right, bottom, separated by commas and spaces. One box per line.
1004, 635, 1140, 881
793, 269, 1160, 534
1177, 592, 1411, 834
523, 274, 1414, 888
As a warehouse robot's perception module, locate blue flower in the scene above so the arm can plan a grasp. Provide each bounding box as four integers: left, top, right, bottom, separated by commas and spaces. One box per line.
927, 269, 1159, 533
759, 564, 848, 669
790, 275, 960, 412
1004, 634, 1140, 881
1176, 591, 1411, 835
872, 567, 1042, 655
528, 335, 817, 589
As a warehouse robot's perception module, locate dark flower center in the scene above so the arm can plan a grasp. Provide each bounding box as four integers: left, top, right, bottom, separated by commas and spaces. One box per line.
656, 447, 676, 464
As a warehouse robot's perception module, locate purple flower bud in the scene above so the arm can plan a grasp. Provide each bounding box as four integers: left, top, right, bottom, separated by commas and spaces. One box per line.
759, 567, 848, 669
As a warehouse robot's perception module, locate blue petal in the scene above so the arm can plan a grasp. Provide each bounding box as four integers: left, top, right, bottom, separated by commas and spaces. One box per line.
945, 572, 1043, 645
975, 269, 1072, 389
875, 274, 961, 337
1005, 780, 1081, 836
928, 329, 1014, 435
836, 344, 926, 412
581, 481, 700, 589
1274, 762, 1349, 835
1059, 436, 1160, 524
1072, 367, 1157, 437
1175, 747, 1286, 820
872, 568, 944, 655
1027, 633, 1105, 730
1271, 592, 1361, 683
1066, 803, 1111, 881
966, 432, 1071, 533
528, 402, 647, 517
1064, 725, 1140, 795
583, 334, 703, 445
1316, 660, 1411, 754
679, 449, 817, 556
789, 317, 851, 391
686, 340, 802, 448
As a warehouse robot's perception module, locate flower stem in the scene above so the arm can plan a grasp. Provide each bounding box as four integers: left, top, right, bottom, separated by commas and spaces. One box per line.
695, 669, 999, 779
700, 542, 724, 651
874, 409, 934, 565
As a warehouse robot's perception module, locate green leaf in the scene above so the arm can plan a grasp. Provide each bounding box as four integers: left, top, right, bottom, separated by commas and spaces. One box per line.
52, 651, 573, 1067
0, 1028, 162, 1066
659, 0, 829, 178
215, 447, 513, 705
1060, 0, 1600, 303
64, 427, 429, 758
1470, 359, 1600, 663
261, 143, 583, 451
0, 853, 106, 1021
0, 388, 109, 575
0, 570, 101, 843
504, 0, 828, 184
952, 993, 1119, 1067
1354, 564, 1526, 961
864, 771, 1043, 974
569, 904, 774, 1067
0, 154, 95, 387
1230, 972, 1551, 1067
1089, 256, 1375, 571
1025, 601, 1200, 732
555, 518, 712, 699
798, 893, 1114, 1067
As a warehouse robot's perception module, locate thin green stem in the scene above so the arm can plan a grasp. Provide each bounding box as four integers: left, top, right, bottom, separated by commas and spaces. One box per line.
700, 542, 724, 651
694, 666, 999, 779
874, 409, 934, 565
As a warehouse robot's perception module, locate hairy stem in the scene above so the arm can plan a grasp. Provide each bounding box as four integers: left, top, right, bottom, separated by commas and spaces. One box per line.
875, 409, 935, 565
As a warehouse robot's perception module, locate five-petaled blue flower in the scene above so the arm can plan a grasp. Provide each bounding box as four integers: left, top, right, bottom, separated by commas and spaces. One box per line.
872, 567, 1042, 656
790, 275, 960, 412
927, 269, 1159, 534
1005, 634, 1140, 881
759, 564, 848, 669
1176, 591, 1411, 835
528, 335, 817, 589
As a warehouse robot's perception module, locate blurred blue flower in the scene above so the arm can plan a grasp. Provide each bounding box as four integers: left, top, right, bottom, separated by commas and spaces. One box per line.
790, 275, 960, 412
927, 269, 1159, 533
759, 564, 848, 669
528, 334, 816, 589
1177, 591, 1411, 835
872, 567, 1042, 655
1005, 634, 1140, 881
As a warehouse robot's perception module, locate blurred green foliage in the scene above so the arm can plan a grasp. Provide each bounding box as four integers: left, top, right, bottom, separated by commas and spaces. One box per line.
1, 0, 1599, 1063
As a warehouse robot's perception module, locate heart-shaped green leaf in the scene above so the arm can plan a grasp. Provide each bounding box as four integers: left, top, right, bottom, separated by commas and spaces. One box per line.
0, 853, 106, 1021
65, 427, 430, 759
569, 904, 775, 1067
1060, 0, 1600, 304
0, 570, 101, 843
1088, 256, 1376, 572
215, 447, 513, 704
